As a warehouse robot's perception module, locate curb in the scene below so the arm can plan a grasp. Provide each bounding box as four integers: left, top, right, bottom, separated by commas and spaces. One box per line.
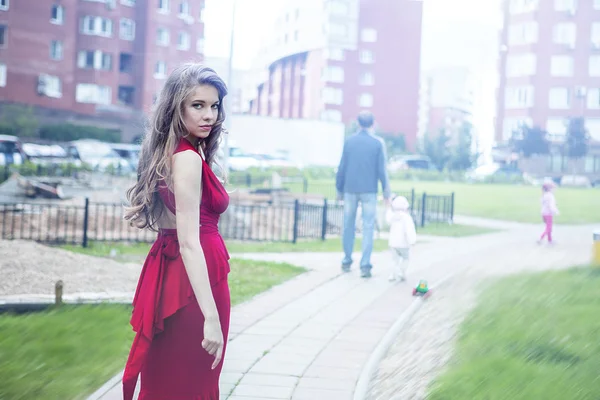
86, 370, 124, 400
353, 274, 454, 400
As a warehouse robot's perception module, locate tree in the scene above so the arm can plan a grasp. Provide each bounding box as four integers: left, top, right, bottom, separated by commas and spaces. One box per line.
449, 122, 475, 170
422, 130, 451, 171
565, 117, 589, 159
0, 104, 39, 138
380, 133, 407, 157
510, 125, 549, 158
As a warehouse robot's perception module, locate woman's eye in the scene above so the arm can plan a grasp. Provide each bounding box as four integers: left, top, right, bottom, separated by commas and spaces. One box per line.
212, 104, 219, 110
193, 104, 202, 109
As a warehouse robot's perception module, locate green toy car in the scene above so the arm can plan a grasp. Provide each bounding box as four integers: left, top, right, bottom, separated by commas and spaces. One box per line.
412, 280, 431, 297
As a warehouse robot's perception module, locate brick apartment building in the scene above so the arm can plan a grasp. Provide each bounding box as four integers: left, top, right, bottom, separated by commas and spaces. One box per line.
418, 66, 474, 146
495, 0, 600, 180
246, 0, 422, 150
0, 0, 205, 141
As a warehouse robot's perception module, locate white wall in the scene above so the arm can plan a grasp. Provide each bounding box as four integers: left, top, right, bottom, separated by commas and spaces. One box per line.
228, 114, 345, 167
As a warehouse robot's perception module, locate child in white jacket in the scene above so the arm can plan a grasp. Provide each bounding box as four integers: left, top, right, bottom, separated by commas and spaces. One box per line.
385, 195, 417, 282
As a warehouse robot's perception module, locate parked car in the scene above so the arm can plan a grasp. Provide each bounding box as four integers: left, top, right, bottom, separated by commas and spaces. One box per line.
109, 143, 141, 171
66, 139, 132, 173
228, 145, 262, 171
0, 135, 26, 166
21, 142, 67, 165
388, 155, 434, 172
251, 152, 303, 170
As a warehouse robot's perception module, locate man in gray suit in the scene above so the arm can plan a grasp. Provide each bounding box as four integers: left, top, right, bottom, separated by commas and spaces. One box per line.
336, 111, 391, 278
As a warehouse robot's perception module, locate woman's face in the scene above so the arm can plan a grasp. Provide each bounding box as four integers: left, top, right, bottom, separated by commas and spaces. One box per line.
182, 84, 220, 143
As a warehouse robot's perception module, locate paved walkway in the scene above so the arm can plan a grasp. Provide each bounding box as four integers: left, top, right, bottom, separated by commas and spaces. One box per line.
89, 220, 598, 400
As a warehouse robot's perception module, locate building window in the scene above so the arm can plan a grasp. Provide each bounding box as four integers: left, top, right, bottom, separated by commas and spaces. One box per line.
37, 74, 62, 98
77, 50, 112, 70
196, 38, 204, 54
359, 93, 374, 107
549, 55, 573, 76
328, 22, 347, 37
323, 66, 344, 83
586, 119, 600, 142
199, 4, 205, 22
360, 71, 375, 86
553, 23, 576, 46
121, 0, 136, 6
0, 63, 6, 87
179, 1, 189, 15
587, 89, 600, 109
118, 86, 135, 105
158, 0, 169, 13
359, 50, 374, 64
325, 48, 344, 61
546, 118, 568, 141
119, 19, 135, 40
51, 5, 64, 25
555, 0, 576, 11
509, 0, 538, 14
505, 86, 534, 108
506, 54, 536, 77
328, 1, 348, 15
0, 0, 8, 11
322, 87, 343, 105
549, 88, 570, 109
0, 25, 7, 48
119, 53, 133, 73
591, 23, 600, 44
508, 22, 538, 45
157, 28, 170, 46
50, 40, 63, 61
81, 16, 113, 37
502, 117, 532, 141
321, 109, 342, 122
589, 56, 600, 76
76, 83, 112, 105
155, 61, 167, 79
177, 32, 190, 50
361, 28, 377, 43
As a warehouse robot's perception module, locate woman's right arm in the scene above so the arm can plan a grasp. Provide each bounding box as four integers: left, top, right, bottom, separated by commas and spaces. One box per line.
172, 150, 223, 368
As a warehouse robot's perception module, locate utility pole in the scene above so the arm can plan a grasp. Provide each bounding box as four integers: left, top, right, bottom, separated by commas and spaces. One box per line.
222, 0, 237, 173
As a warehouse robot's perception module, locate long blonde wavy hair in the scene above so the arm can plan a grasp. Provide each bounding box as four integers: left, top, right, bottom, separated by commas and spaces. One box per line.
124, 63, 228, 231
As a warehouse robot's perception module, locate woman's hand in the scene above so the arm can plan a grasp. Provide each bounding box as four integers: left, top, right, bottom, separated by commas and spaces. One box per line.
202, 316, 224, 369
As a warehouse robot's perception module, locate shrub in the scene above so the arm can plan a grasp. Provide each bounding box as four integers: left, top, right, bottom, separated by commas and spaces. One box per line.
39, 124, 122, 143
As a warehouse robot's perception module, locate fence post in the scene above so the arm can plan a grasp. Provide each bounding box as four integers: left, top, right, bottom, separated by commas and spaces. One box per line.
410, 188, 415, 209
450, 192, 455, 223
246, 173, 251, 187
321, 198, 328, 241
3, 166, 8, 182
82, 197, 90, 248
292, 199, 300, 244
303, 177, 308, 193
420, 193, 427, 228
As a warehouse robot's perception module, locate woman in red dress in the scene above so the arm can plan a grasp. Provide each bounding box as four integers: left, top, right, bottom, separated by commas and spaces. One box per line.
122, 63, 231, 400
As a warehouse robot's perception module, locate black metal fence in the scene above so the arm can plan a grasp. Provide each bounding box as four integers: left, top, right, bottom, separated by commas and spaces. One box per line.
0, 191, 454, 246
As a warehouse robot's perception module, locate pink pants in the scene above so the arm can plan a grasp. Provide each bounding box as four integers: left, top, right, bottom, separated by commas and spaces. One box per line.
540, 215, 553, 243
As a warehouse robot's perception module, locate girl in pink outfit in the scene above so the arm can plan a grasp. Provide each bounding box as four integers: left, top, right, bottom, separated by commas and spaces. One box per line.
539, 183, 559, 244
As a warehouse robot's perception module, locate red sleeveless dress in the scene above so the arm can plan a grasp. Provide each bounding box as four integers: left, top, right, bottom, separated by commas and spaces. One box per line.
123, 138, 231, 400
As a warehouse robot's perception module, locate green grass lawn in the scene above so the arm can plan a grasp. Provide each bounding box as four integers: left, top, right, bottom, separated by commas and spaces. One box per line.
290, 179, 600, 224
0, 257, 304, 400
418, 223, 497, 237
428, 267, 600, 400
61, 238, 390, 260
